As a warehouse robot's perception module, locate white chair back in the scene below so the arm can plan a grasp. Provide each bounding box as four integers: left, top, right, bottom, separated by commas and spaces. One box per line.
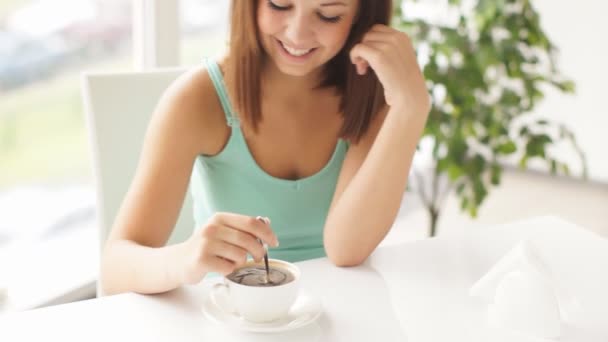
81, 68, 194, 257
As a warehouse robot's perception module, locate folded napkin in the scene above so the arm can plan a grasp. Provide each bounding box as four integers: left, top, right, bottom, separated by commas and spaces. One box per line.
469, 240, 561, 339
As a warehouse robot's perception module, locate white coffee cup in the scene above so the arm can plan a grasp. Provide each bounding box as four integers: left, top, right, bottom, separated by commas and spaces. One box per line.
210, 259, 300, 323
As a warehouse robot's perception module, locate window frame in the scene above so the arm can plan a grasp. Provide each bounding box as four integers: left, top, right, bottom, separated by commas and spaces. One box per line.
132, 0, 180, 69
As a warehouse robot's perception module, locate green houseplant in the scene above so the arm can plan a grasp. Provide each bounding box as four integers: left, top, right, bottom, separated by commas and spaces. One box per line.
393, 0, 587, 236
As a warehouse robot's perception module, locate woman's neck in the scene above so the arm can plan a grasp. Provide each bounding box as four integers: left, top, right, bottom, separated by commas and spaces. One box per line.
261, 59, 327, 106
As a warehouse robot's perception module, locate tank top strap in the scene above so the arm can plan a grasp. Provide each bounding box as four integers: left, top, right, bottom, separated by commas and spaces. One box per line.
204, 58, 240, 128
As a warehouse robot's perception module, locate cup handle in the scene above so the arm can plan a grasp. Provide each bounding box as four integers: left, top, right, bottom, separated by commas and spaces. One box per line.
210, 282, 239, 316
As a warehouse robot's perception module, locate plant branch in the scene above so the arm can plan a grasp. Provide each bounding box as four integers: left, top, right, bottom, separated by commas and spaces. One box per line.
439, 179, 461, 211
430, 166, 440, 211
413, 169, 431, 209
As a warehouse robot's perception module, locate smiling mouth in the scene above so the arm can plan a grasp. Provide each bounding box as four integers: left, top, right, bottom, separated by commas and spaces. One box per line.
277, 39, 317, 57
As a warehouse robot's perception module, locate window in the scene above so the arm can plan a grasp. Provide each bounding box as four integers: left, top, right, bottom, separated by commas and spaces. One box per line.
0, 0, 238, 313
0, 0, 132, 311
180, 0, 230, 66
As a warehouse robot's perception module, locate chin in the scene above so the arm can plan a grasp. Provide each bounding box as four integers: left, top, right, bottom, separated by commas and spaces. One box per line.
275, 62, 319, 77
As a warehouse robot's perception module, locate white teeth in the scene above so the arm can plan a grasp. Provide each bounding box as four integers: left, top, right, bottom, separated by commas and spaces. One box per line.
280, 41, 312, 57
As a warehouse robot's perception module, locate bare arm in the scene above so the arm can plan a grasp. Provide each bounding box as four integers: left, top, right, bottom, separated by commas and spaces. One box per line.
324, 25, 430, 266
100, 68, 277, 295
100, 68, 211, 295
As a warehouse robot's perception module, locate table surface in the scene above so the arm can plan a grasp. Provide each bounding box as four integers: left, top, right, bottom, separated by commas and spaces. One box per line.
0, 227, 97, 312
1, 216, 607, 342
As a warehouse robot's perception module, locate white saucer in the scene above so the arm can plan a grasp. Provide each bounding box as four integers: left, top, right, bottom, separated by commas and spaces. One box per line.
201, 289, 323, 333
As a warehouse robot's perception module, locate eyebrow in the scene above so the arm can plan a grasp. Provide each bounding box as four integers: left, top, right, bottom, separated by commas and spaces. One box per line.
320, 2, 347, 7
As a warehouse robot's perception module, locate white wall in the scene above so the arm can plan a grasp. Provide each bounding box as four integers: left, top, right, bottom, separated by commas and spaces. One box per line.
531, 0, 608, 183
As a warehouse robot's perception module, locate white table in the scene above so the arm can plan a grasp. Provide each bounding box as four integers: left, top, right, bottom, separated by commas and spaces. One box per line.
0, 226, 97, 312
1, 216, 606, 342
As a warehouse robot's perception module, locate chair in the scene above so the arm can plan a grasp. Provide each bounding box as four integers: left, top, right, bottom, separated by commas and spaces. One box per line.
81, 68, 195, 294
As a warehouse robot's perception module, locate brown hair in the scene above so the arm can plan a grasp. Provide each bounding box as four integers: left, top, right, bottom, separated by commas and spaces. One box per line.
225, 0, 393, 143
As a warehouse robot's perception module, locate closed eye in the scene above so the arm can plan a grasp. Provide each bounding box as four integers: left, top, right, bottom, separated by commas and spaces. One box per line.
318, 13, 342, 23
268, 0, 343, 24
267, 0, 291, 11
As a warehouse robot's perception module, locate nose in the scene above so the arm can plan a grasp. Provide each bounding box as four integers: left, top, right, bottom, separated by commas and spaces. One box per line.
284, 11, 313, 46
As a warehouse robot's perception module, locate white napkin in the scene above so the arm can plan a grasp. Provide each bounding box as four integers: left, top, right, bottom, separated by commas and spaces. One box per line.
469, 240, 562, 339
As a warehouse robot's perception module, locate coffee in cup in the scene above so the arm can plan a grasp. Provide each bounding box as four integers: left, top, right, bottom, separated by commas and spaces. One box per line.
211, 259, 300, 322
227, 264, 295, 287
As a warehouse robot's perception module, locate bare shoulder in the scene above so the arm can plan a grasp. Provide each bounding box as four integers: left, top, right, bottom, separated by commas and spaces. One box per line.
151, 63, 228, 156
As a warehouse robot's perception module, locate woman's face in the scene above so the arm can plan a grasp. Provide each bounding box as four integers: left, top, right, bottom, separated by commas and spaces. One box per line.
257, 0, 359, 77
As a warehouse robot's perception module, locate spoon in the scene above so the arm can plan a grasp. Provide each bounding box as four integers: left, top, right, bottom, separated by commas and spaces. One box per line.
256, 216, 271, 284
263, 244, 270, 284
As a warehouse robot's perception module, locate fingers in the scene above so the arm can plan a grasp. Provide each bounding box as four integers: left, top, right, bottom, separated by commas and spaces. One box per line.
207, 255, 238, 276
351, 30, 395, 73
360, 31, 392, 43
350, 43, 382, 75
186, 213, 279, 281
256, 215, 270, 225
370, 24, 393, 33
214, 224, 267, 261
212, 240, 249, 266
204, 212, 277, 262
350, 24, 412, 76
362, 25, 408, 45
213, 212, 279, 247
358, 62, 368, 76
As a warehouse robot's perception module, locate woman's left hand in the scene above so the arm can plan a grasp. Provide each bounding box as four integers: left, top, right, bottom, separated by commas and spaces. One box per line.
350, 24, 430, 116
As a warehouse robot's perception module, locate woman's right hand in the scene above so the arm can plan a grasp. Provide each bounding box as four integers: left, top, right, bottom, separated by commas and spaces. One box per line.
179, 213, 279, 284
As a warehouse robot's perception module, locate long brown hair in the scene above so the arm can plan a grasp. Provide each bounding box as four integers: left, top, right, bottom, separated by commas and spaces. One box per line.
225, 0, 392, 143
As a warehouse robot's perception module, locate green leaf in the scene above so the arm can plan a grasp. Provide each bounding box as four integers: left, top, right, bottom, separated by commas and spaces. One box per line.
448, 164, 464, 181
550, 160, 558, 174
472, 177, 488, 205
536, 119, 549, 126
551, 80, 576, 93
534, 134, 553, 145
456, 182, 466, 195
469, 204, 478, 218
519, 155, 529, 169
461, 196, 469, 211
437, 158, 450, 172
490, 164, 502, 185
525, 134, 553, 158
470, 155, 487, 174
497, 141, 517, 155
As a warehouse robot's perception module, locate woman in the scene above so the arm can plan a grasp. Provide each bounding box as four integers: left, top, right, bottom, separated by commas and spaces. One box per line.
101, 0, 430, 295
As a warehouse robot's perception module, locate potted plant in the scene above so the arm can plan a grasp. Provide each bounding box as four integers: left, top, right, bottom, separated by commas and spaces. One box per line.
393, 0, 587, 236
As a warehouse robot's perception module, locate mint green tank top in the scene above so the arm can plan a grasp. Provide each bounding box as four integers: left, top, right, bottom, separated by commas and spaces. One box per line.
189, 59, 349, 262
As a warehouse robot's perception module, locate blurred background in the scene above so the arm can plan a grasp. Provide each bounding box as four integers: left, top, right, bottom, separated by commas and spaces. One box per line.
0, 0, 606, 314
0, 0, 230, 312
